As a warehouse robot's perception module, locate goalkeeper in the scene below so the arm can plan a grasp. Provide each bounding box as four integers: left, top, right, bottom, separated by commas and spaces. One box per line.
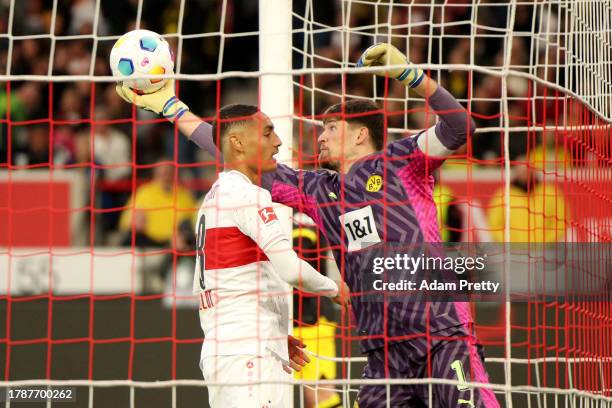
116, 43, 499, 407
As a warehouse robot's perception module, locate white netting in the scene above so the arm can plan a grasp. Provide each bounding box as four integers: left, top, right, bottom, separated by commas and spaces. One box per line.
293, 0, 612, 130
291, 1, 612, 407
1, 0, 612, 407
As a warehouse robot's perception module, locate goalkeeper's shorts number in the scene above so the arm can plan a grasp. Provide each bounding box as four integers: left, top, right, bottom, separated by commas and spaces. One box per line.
451, 359, 470, 391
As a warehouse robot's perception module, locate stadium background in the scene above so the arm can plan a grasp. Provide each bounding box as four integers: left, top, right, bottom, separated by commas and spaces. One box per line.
1, 0, 611, 407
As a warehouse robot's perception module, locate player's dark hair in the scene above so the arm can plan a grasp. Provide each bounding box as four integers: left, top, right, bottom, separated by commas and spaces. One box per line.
323, 99, 384, 150
211, 104, 259, 147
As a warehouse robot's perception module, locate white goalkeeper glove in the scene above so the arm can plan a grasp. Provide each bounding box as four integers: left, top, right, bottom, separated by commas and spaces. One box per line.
115, 80, 189, 123
357, 43, 425, 88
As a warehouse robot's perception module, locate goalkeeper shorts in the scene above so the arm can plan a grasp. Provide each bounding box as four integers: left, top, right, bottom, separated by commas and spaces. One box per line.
356, 326, 499, 408
201, 350, 289, 408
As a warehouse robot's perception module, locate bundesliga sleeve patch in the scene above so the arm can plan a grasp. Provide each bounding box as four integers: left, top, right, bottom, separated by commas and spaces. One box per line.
258, 207, 278, 224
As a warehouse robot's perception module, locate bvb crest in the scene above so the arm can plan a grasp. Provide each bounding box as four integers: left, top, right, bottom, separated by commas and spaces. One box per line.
366, 175, 383, 192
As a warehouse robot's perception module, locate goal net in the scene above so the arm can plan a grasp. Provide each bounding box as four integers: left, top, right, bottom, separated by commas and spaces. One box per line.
291, 1, 612, 407
1, 0, 611, 407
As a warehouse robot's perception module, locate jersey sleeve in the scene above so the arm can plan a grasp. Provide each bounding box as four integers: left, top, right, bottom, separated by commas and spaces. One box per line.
260, 163, 299, 194
230, 186, 338, 296
386, 133, 446, 175
261, 164, 324, 226
231, 187, 287, 252
189, 122, 222, 163
386, 85, 476, 174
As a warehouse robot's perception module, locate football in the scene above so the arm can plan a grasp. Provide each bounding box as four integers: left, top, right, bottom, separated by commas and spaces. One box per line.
109, 29, 174, 94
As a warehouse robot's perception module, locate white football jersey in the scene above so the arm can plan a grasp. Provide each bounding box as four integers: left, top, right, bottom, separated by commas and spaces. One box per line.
194, 170, 290, 361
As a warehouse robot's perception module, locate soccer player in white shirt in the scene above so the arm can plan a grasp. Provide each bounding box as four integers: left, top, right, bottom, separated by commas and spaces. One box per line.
193, 104, 347, 408
113, 89, 348, 407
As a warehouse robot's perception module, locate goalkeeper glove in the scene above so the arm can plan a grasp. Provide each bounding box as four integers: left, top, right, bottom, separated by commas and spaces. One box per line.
115, 80, 189, 123
356, 43, 425, 88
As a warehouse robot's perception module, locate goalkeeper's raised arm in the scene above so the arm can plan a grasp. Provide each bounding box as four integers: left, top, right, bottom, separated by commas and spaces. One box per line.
357, 42, 475, 157
115, 81, 219, 160
115, 41, 474, 161
357, 42, 438, 97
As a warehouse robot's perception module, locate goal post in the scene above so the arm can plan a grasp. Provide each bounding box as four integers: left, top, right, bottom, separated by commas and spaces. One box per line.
258, 1, 294, 406
258, 0, 294, 225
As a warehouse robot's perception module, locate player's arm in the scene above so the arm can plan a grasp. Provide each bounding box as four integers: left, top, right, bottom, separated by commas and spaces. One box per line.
357, 43, 476, 157
233, 190, 348, 305
115, 82, 319, 202
115, 81, 221, 161
116, 81, 324, 223
265, 239, 349, 306
260, 165, 326, 227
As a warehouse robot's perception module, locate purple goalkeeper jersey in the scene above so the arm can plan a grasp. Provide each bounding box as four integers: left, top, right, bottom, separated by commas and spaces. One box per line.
262, 140, 473, 352
190, 86, 475, 352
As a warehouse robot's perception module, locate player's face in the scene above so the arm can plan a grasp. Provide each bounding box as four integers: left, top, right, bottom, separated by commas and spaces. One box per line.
243, 112, 282, 173
154, 163, 174, 190
318, 119, 351, 169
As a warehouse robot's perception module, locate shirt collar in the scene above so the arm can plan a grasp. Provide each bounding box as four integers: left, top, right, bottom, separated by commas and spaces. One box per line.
221, 170, 253, 184
346, 151, 381, 178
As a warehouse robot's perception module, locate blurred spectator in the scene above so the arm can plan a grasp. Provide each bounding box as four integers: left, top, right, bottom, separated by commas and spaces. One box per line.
49, 85, 88, 166
0, 83, 43, 121
17, 0, 46, 34
71, 131, 99, 246
487, 155, 569, 242
65, 40, 92, 75
69, 0, 109, 35
528, 121, 568, 171
94, 108, 131, 182
93, 108, 132, 238
445, 38, 471, 100
57, 86, 86, 121
160, 219, 197, 303
103, 82, 131, 121
52, 43, 71, 75
119, 160, 197, 247
13, 125, 50, 167
73, 131, 92, 165
11, 39, 48, 75
53, 126, 78, 166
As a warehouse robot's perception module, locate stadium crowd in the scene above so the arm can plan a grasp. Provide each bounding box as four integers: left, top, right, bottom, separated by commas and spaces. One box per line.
0, 0, 588, 248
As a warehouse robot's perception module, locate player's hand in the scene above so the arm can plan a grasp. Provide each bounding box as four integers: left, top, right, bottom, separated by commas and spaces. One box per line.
356, 43, 425, 88
332, 280, 350, 308
115, 80, 189, 122
283, 335, 311, 374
